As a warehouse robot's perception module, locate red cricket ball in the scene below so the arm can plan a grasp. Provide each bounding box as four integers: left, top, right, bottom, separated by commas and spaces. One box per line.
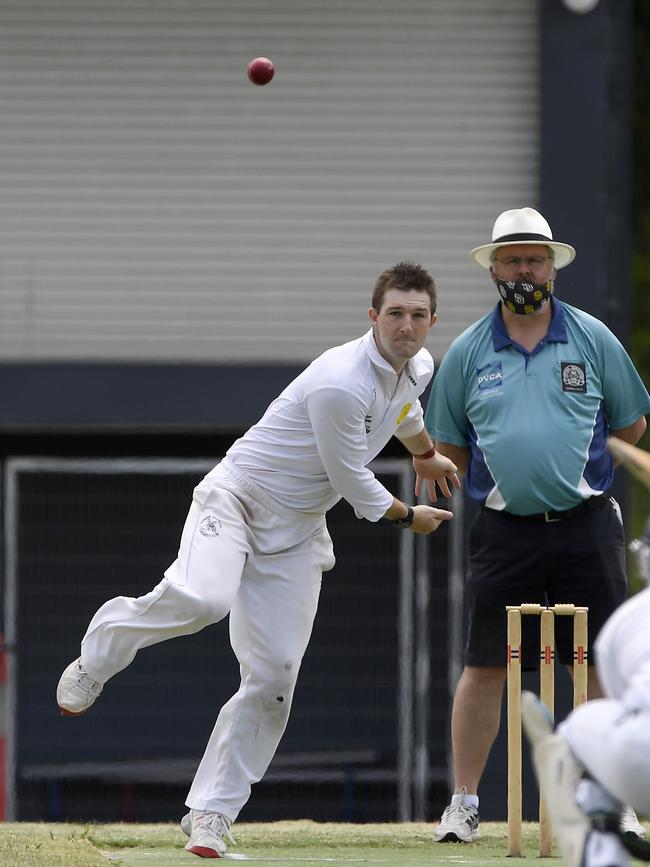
247, 56, 275, 86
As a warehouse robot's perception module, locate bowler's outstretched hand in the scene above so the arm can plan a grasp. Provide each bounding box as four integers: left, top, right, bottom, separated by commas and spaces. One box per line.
413, 452, 461, 502
411, 505, 453, 534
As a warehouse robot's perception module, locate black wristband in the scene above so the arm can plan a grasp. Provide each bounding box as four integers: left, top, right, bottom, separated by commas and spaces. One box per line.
389, 506, 414, 528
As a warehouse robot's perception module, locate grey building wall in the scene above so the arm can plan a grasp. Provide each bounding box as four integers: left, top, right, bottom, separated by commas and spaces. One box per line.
0, 1, 538, 365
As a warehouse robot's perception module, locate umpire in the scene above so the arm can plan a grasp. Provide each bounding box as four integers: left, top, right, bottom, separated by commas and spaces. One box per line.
423, 207, 650, 844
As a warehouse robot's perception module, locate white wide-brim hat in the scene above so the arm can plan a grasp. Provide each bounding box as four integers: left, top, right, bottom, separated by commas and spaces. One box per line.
470, 207, 576, 270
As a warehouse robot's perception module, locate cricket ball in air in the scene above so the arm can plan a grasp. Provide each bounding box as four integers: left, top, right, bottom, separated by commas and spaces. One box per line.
247, 56, 275, 86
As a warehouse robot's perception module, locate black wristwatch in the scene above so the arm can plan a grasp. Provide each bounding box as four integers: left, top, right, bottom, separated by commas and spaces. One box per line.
389, 506, 415, 528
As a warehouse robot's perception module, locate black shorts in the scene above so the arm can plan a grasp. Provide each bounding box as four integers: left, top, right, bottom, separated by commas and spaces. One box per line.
463, 498, 628, 669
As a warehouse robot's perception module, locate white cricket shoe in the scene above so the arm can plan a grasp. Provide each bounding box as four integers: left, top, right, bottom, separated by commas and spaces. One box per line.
522, 691, 590, 867
433, 787, 480, 842
56, 658, 103, 717
184, 809, 235, 859
619, 805, 646, 838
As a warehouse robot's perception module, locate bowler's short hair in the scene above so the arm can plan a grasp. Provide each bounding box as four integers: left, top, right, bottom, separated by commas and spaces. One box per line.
372, 262, 437, 314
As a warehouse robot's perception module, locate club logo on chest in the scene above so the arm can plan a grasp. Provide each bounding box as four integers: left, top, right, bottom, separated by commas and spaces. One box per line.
561, 362, 587, 393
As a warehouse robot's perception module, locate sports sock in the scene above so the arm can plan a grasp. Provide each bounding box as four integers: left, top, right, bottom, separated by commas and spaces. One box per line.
452, 791, 479, 809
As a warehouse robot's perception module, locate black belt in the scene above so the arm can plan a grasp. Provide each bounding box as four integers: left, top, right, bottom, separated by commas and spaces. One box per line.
480, 493, 610, 523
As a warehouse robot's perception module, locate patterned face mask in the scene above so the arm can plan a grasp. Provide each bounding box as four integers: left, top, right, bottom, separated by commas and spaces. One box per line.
493, 276, 554, 315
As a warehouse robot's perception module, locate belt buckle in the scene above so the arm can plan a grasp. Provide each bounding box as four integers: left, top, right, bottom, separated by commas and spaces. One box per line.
544, 511, 561, 523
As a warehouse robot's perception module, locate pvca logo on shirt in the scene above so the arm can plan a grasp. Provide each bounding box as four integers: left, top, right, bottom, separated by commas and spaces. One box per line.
477, 362, 503, 392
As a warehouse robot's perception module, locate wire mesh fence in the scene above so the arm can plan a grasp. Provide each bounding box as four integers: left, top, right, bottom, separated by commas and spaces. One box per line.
2, 457, 451, 824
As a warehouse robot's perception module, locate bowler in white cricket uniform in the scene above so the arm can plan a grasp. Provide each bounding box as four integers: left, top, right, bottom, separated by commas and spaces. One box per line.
57, 262, 459, 859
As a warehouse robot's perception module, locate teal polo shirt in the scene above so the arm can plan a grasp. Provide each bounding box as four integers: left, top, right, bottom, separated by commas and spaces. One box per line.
425, 299, 650, 514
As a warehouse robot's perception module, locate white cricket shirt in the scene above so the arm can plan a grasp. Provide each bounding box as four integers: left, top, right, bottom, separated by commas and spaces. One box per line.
225, 328, 434, 521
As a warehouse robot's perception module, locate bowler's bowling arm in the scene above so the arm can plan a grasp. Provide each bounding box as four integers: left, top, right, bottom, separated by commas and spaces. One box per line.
610, 416, 647, 448
607, 436, 650, 491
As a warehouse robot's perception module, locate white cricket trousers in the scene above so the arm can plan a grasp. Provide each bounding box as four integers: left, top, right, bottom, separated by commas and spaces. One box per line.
79, 459, 336, 821
560, 700, 650, 815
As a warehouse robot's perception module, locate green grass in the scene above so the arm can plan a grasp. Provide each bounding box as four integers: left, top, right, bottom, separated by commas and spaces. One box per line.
0, 821, 647, 867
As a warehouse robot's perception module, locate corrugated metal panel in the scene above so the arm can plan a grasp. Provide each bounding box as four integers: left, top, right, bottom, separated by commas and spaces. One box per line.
0, 0, 539, 362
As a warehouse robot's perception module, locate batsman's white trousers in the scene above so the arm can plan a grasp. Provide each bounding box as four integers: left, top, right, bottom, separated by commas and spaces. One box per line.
559, 587, 650, 815
80, 459, 336, 821
560, 700, 650, 814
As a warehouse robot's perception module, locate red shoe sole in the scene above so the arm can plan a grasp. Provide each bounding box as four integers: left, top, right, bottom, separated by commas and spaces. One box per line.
187, 845, 221, 858
58, 706, 90, 718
